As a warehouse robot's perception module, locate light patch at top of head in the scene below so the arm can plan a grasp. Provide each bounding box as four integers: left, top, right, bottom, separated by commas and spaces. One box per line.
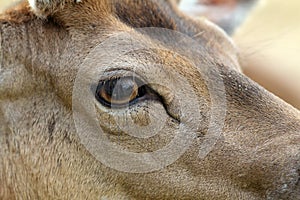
28, 0, 82, 14
179, 0, 206, 15
28, 0, 37, 12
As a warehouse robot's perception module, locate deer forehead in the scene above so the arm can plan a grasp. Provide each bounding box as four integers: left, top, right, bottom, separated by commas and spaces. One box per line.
0, 0, 240, 102
26, 0, 237, 53
0, 0, 240, 99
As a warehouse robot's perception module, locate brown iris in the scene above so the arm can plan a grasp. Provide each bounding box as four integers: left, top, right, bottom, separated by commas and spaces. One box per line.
95, 77, 144, 107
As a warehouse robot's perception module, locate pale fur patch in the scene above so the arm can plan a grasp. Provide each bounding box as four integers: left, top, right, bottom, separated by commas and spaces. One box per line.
179, 0, 206, 15
28, 0, 83, 14
28, 0, 37, 12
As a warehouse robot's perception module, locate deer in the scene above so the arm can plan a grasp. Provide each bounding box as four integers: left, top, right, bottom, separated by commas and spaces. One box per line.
0, 0, 299, 199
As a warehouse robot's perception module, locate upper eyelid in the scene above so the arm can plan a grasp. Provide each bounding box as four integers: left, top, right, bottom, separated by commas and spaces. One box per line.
96, 69, 148, 87
97, 69, 140, 81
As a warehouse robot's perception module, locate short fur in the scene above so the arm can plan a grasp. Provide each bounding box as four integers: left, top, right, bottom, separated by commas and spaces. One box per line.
0, 0, 299, 199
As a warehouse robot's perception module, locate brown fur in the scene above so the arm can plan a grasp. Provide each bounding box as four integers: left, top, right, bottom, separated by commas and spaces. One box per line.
0, 0, 299, 199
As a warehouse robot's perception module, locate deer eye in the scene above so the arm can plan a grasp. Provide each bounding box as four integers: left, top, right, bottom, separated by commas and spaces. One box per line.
95, 76, 151, 108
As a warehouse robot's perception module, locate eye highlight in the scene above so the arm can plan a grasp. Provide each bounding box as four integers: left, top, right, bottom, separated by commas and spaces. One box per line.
95, 76, 151, 108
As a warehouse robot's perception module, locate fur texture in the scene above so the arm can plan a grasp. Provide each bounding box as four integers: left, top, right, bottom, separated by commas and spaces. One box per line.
0, 0, 299, 199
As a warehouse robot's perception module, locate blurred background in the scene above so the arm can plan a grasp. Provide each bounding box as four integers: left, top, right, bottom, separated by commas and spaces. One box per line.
1, 0, 299, 109
234, 0, 300, 109
0, 0, 11, 11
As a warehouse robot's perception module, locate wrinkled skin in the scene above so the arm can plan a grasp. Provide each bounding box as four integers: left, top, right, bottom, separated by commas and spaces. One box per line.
0, 0, 299, 199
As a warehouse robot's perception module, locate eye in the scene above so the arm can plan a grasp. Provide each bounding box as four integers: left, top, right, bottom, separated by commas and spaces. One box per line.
95, 76, 154, 108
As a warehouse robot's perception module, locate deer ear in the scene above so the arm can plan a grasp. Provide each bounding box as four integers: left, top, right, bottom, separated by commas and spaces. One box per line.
179, 0, 258, 34
28, 0, 82, 17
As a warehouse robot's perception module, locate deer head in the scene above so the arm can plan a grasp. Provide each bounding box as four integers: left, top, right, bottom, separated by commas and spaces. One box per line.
0, 0, 299, 199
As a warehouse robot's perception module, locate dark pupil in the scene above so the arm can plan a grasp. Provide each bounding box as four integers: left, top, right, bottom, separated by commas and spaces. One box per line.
104, 78, 136, 101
